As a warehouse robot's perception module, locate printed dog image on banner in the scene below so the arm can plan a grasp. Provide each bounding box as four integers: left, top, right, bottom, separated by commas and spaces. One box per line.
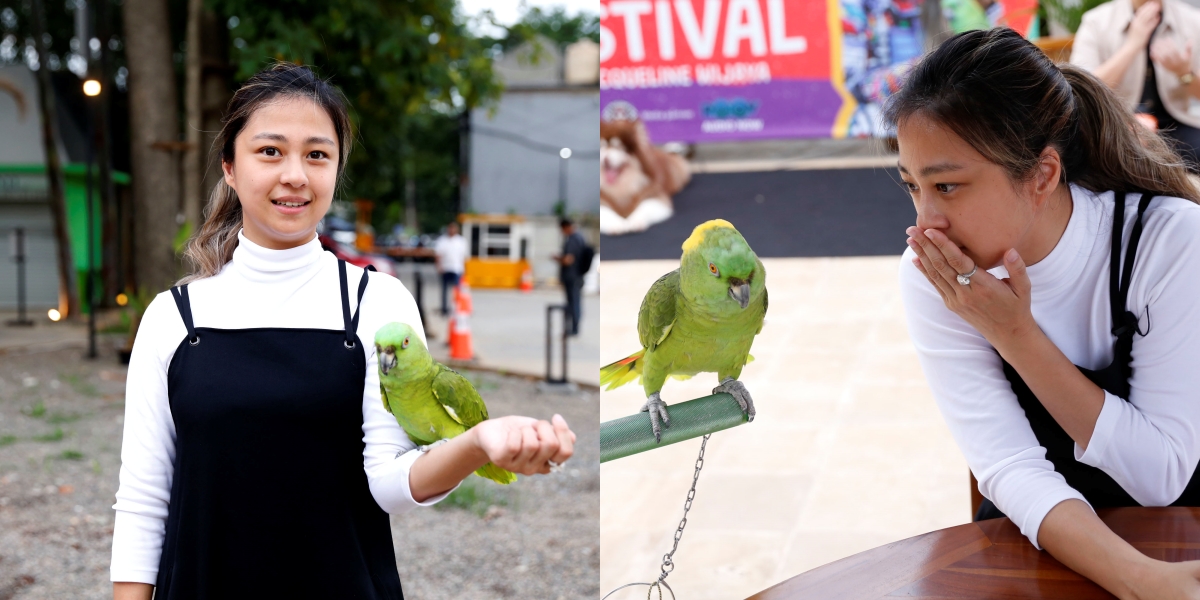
600, 119, 692, 235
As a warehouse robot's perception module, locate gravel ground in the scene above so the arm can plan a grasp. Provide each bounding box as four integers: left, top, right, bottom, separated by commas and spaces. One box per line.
0, 338, 599, 599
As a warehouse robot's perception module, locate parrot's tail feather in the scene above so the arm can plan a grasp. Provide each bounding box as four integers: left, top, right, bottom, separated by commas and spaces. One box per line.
600, 349, 645, 391
475, 462, 517, 485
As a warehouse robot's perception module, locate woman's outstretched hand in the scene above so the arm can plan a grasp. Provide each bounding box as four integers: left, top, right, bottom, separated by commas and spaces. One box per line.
473, 414, 576, 476
907, 227, 1039, 350
1128, 560, 1200, 600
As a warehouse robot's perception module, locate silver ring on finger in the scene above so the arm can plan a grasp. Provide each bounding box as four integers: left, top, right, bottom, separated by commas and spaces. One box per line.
956, 264, 978, 286
547, 459, 564, 473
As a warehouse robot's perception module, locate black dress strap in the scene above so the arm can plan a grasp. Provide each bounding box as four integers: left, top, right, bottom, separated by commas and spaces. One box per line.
338, 260, 377, 348
169, 285, 199, 345
1111, 191, 1155, 338
986, 188, 1170, 518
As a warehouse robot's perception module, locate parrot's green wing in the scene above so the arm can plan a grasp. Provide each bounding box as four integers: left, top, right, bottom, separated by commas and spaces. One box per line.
380, 383, 394, 415
637, 270, 680, 350
758, 286, 768, 334
430, 363, 488, 428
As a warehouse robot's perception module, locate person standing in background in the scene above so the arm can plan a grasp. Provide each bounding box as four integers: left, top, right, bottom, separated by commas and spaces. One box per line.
555, 218, 586, 336
434, 221, 468, 316
1071, 0, 1200, 170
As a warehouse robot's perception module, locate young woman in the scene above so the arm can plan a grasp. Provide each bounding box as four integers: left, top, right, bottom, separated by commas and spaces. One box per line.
895, 29, 1200, 598
110, 63, 576, 599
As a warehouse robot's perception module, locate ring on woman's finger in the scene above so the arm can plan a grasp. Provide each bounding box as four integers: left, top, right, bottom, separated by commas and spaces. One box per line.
547, 459, 564, 474
956, 265, 978, 286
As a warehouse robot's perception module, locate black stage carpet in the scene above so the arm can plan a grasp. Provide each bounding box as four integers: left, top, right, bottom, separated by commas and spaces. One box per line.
600, 167, 917, 260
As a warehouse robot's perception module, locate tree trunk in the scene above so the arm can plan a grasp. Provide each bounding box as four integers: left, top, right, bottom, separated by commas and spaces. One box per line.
30, 0, 80, 319
98, 0, 120, 300
122, 0, 181, 293
182, 0, 202, 232
404, 178, 418, 235
200, 9, 231, 200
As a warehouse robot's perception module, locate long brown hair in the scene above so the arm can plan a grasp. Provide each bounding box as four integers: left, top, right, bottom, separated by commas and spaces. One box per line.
884, 28, 1200, 203
178, 62, 353, 285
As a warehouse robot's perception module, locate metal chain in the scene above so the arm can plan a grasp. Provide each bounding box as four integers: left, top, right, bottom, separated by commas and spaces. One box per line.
600, 434, 711, 600
657, 433, 710, 583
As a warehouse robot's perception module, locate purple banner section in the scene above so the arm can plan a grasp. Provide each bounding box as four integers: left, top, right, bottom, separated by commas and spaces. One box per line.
600, 80, 844, 144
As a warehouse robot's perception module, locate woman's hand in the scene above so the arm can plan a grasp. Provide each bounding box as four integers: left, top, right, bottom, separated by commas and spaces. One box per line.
473, 414, 576, 476
410, 414, 576, 501
906, 227, 1039, 349
1151, 37, 1194, 79
1127, 1, 1162, 49
1125, 559, 1200, 600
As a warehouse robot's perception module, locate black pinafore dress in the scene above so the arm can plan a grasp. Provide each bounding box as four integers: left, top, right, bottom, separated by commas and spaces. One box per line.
154, 260, 402, 599
976, 192, 1200, 521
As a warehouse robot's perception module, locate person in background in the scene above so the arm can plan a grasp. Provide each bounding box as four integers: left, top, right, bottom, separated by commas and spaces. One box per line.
1071, 0, 1200, 170
434, 221, 468, 316
555, 218, 586, 336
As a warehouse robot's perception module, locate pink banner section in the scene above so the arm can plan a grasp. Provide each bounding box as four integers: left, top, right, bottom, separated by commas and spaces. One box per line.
600, 0, 945, 141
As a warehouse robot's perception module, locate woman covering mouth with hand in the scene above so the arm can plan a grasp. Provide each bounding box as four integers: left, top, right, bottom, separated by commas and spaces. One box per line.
109, 62, 576, 600
897, 29, 1200, 599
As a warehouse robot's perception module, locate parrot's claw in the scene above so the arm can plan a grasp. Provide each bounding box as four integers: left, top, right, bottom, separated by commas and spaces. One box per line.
714, 377, 756, 422
640, 392, 671, 443
417, 439, 450, 453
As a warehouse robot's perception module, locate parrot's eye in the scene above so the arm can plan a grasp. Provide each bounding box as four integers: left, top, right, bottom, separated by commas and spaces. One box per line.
402, 337, 410, 349
708, 262, 720, 277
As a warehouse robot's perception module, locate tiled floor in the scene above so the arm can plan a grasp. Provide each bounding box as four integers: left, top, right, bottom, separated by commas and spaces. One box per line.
599, 257, 971, 600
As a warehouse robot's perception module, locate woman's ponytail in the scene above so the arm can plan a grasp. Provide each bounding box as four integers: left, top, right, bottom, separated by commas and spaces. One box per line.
177, 178, 242, 285
1060, 65, 1200, 202
885, 28, 1200, 204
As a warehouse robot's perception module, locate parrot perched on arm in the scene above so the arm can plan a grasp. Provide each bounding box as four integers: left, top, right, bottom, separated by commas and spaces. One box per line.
600, 219, 767, 442
375, 322, 517, 484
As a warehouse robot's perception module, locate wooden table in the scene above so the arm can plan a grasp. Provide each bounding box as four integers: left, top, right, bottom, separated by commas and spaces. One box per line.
748, 507, 1200, 599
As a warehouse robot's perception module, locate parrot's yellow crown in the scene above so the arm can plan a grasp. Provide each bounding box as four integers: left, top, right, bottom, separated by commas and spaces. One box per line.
681, 219, 736, 253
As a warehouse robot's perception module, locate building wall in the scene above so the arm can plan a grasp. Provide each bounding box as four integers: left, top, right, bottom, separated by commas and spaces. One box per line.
468, 88, 600, 217
0, 203, 60, 309
1, 66, 64, 309
0, 66, 129, 310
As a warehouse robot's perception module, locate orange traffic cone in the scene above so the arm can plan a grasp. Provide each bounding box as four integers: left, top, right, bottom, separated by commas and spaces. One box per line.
449, 281, 474, 361
519, 266, 533, 293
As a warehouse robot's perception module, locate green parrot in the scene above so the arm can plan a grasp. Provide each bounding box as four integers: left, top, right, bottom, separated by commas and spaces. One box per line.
600, 219, 766, 441
375, 322, 517, 484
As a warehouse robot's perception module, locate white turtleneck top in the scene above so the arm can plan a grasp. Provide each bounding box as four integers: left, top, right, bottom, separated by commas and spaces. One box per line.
901, 185, 1200, 549
110, 230, 454, 584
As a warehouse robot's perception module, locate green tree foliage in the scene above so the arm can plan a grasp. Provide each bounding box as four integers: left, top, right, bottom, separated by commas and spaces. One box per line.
1038, 0, 1107, 34
484, 5, 599, 52
0, 2, 104, 72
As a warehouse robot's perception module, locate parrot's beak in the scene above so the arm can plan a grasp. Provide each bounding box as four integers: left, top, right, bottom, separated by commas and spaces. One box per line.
380, 352, 397, 376
728, 282, 751, 309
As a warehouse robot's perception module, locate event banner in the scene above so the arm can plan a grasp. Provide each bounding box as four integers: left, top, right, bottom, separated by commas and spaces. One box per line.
600, 0, 1036, 142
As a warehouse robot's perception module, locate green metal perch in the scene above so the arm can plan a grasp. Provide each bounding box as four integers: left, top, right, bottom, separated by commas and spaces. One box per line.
600, 393, 750, 463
